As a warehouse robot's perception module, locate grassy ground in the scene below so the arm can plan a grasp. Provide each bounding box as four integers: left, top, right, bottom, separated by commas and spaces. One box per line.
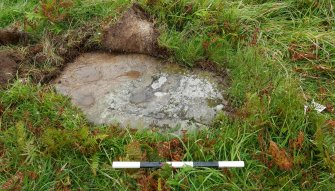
1, 0, 335, 190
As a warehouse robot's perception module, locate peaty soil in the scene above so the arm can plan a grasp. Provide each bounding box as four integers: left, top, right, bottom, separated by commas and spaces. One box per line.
102, 4, 166, 57
0, 29, 28, 45
0, 52, 18, 86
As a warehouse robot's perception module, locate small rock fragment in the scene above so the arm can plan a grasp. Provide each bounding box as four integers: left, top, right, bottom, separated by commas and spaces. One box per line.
215, 104, 224, 111
151, 76, 167, 89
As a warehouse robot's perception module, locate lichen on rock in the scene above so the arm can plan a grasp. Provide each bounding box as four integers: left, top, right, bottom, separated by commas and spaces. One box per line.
55, 52, 227, 130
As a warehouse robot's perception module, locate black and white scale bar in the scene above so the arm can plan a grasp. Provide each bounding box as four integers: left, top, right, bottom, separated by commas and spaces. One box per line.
112, 161, 244, 168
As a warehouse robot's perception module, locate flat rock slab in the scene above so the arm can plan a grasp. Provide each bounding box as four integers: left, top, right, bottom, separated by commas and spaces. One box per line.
55, 52, 226, 129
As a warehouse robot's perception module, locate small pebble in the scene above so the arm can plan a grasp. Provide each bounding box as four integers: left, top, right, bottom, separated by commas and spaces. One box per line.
215, 104, 224, 111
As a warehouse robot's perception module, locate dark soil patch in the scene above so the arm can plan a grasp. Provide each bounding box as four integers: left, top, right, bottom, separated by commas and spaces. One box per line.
102, 4, 166, 57
0, 52, 18, 86
0, 30, 28, 45
20, 27, 101, 84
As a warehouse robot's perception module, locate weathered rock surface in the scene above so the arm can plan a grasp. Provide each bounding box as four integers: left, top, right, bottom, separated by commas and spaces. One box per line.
102, 4, 162, 56
55, 52, 226, 130
0, 52, 18, 86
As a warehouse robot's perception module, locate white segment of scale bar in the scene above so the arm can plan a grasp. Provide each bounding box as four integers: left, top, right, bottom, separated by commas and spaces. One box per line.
218, 161, 244, 168
112, 162, 141, 168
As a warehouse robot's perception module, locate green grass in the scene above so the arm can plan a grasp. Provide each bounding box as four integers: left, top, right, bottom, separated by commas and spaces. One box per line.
1, 0, 335, 190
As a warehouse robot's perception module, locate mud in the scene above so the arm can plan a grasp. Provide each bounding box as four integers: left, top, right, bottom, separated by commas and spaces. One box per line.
0, 52, 18, 86
0, 30, 28, 45
54, 52, 227, 130
102, 4, 163, 57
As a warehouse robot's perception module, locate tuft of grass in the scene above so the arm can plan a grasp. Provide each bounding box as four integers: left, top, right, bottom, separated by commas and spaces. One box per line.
0, 0, 39, 28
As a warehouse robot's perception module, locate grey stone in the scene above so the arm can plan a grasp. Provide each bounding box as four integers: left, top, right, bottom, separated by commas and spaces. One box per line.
130, 91, 147, 104
54, 52, 227, 130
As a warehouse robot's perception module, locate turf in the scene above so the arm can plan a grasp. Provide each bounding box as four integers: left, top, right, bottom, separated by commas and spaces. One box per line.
0, 0, 334, 190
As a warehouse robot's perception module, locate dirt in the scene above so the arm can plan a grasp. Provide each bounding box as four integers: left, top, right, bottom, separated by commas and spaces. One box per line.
0, 52, 18, 86
102, 4, 165, 57
0, 30, 28, 45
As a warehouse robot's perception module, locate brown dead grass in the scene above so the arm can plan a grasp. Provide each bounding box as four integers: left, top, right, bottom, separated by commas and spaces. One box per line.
156, 138, 184, 161
268, 141, 293, 170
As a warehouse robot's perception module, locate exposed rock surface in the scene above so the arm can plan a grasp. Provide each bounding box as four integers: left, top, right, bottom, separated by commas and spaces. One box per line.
102, 4, 162, 56
0, 52, 18, 86
55, 52, 226, 130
